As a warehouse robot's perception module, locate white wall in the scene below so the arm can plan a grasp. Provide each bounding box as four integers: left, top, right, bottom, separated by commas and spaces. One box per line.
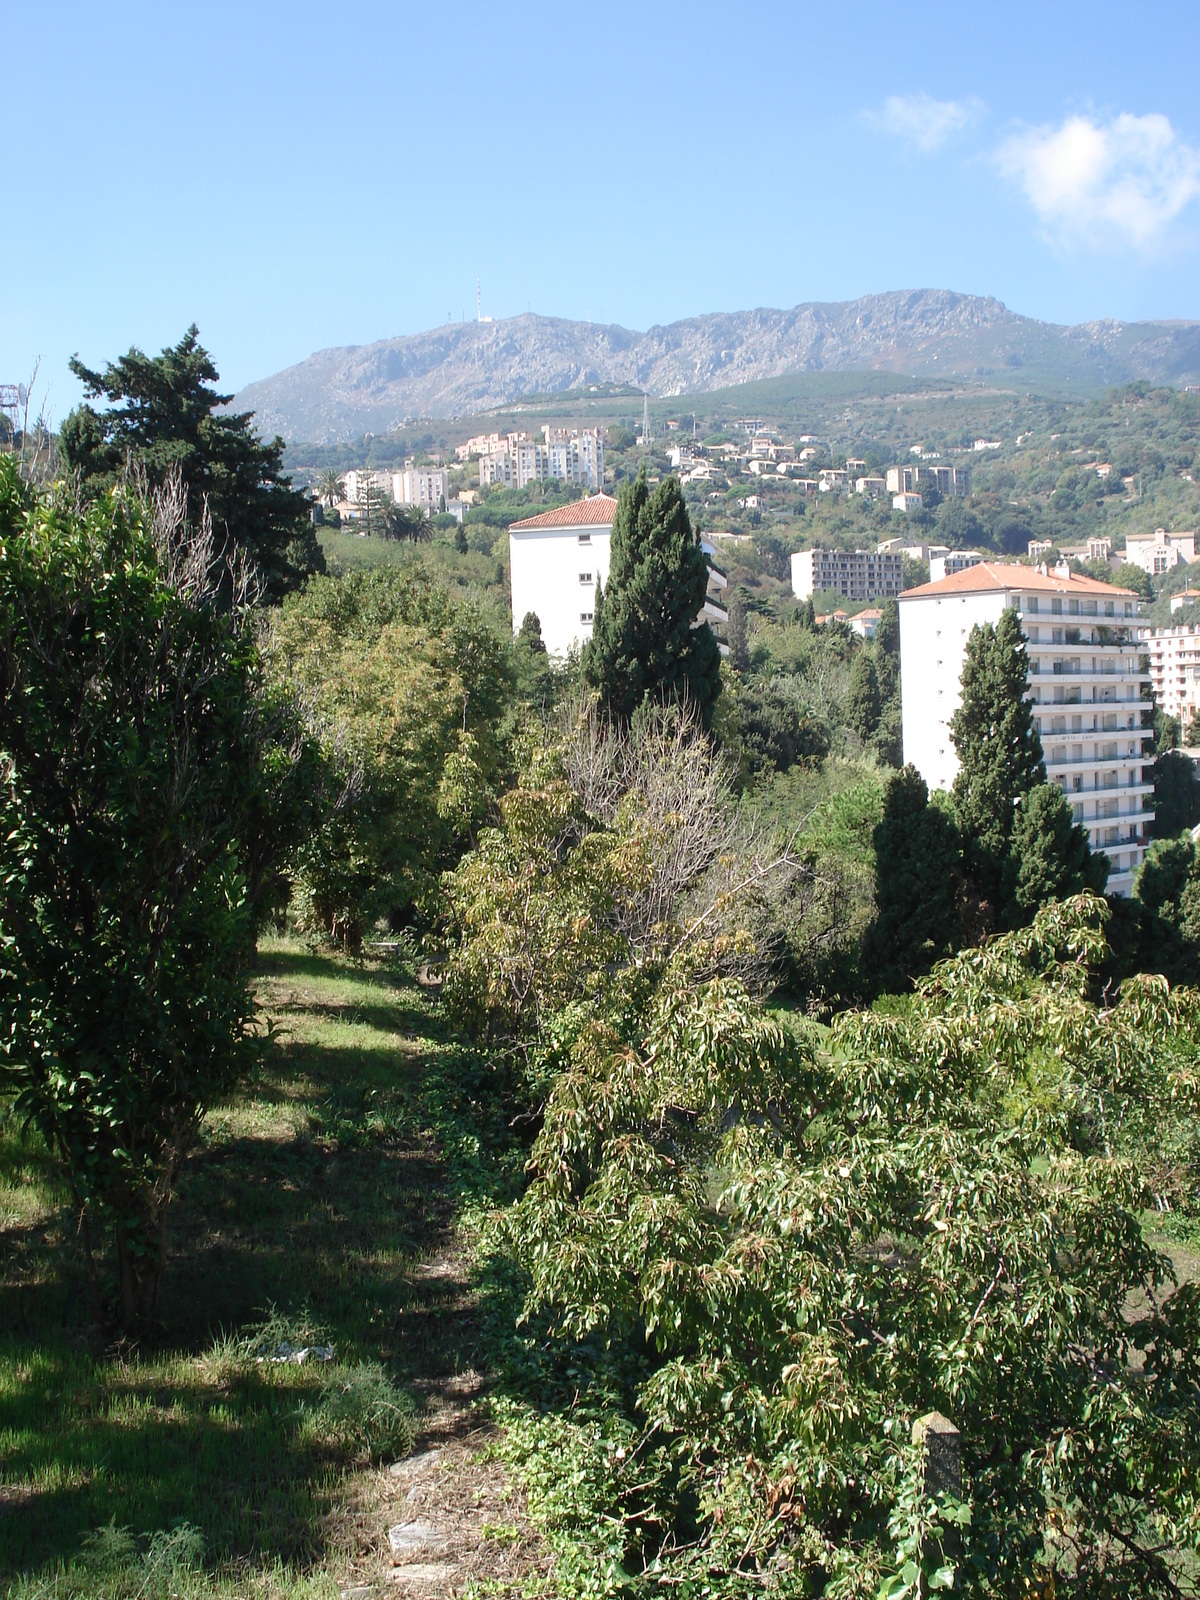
899, 589, 1007, 794
509, 524, 612, 658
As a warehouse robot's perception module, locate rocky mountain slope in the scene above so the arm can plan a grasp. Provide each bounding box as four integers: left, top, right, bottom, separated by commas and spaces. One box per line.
231, 290, 1200, 443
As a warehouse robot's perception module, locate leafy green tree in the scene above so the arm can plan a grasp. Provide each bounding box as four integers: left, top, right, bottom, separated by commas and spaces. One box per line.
1154, 749, 1200, 836
1005, 782, 1108, 921
950, 609, 1045, 903
0, 461, 262, 1325
60, 325, 324, 600
726, 592, 750, 673
876, 596, 900, 658
270, 567, 512, 947
734, 680, 828, 780
867, 764, 962, 985
584, 470, 721, 728
846, 649, 882, 741
504, 896, 1200, 1598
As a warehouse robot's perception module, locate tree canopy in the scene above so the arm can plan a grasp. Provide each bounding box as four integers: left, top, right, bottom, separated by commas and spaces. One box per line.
950, 608, 1046, 902
60, 325, 324, 601
584, 470, 722, 728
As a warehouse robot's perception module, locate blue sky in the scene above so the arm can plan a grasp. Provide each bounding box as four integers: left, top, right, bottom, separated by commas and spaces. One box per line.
4, 0, 1200, 421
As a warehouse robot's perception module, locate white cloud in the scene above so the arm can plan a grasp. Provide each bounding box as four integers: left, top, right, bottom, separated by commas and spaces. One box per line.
996, 112, 1200, 248
868, 94, 980, 153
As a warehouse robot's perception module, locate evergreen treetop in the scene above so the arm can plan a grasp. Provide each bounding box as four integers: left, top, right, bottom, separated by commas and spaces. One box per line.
61, 325, 324, 601
583, 469, 721, 727
950, 607, 1045, 895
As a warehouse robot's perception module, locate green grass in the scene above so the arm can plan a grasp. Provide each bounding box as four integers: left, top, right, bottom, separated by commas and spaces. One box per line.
0, 938, 522, 1598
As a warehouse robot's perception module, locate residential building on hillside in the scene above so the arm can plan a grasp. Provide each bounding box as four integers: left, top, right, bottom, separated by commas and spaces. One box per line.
1028, 539, 1054, 560
855, 475, 888, 497
508, 495, 728, 658
342, 469, 391, 504
480, 427, 603, 491
1140, 623, 1200, 725
791, 548, 904, 602
1123, 527, 1196, 575
391, 467, 447, 509
886, 464, 971, 498
930, 549, 985, 583
1171, 589, 1200, 614
899, 563, 1151, 895
893, 492, 923, 514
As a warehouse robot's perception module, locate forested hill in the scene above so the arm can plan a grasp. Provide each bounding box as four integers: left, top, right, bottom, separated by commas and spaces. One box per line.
233, 290, 1200, 442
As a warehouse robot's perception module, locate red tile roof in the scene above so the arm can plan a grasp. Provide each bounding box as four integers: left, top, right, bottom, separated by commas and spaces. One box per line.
509, 494, 618, 531
902, 561, 1138, 600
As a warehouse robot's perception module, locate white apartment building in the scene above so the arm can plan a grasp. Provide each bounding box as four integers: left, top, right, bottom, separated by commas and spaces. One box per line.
899, 563, 1151, 895
509, 494, 728, 658
1141, 623, 1200, 724
855, 476, 888, 497
929, 550, 985, 583
1123, 527, 1196, 575
391, 467, 447, 510
791, 547, 904, 602
886, 464, 972, 498
893, 492, 923, 514
342, 469, 391, 505
480, 428, 604, 492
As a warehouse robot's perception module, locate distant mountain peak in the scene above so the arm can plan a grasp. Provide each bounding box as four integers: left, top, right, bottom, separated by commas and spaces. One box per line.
231, 291, 1200, 443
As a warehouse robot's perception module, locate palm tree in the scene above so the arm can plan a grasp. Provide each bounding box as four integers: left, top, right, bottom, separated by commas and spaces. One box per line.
317, 469, 344, 507
408, 507, 433, 543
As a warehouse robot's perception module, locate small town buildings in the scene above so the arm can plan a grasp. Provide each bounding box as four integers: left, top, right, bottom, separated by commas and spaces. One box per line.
899, 563, 1151, 895
508, 495, 728, 659
1170, 589, 1200, 614
791, 548, 904, 602
893, 492, 923, 513
1123, 527, 1196, 576
1028, 539, 1054, 560
1141, 623, 1200, 725
855, 475, 888, 497
391, 466, 448, 510
929, 550, 985, 583
479, 428, 604, 491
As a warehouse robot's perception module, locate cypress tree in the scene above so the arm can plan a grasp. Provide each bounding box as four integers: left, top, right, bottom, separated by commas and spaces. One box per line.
868, 764, 962, 987
1005, 783, 1108, 923
846, 651, 882, 741
584, 469, 722, 727
950, 608, 1045, 900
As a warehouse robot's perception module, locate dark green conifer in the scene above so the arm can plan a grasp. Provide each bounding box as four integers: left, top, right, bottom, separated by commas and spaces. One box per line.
950, 608, 1045, 899
584, 469, 721, 727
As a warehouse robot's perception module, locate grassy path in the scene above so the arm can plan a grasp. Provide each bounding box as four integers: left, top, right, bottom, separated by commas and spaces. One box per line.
0, 939, 543, 1598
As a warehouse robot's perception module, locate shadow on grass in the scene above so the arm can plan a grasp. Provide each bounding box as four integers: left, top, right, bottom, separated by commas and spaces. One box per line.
0, 952, 520, 1585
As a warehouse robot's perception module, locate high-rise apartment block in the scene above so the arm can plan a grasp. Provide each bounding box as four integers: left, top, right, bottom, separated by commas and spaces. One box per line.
790, 547, 904, 602
478, 427, 604, 491
899, 563, 1152, 895
1141, 623, 1200, 727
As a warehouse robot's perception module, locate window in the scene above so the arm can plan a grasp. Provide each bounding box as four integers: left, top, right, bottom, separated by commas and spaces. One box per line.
1051, 598, 1063, 615
579, 572, 593, 584
578, 532, 591, 544
580, 611, 594, 624
1026, 596, 1039, 613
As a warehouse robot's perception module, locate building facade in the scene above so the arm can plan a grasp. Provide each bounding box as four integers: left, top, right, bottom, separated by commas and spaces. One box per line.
509, 495, 727, 659
790, 547, 904, 602
1141, 622, 1200, 725
391, 467, 447, 509
480, 427, 604, 491
899, 563, 1152, 895
886, 464, 972, 498
1123, 528, 1196, 575
929, 550, 985, 583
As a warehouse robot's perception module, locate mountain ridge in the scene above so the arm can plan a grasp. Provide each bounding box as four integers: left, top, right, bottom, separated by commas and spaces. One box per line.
231, 289, 1200, 443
